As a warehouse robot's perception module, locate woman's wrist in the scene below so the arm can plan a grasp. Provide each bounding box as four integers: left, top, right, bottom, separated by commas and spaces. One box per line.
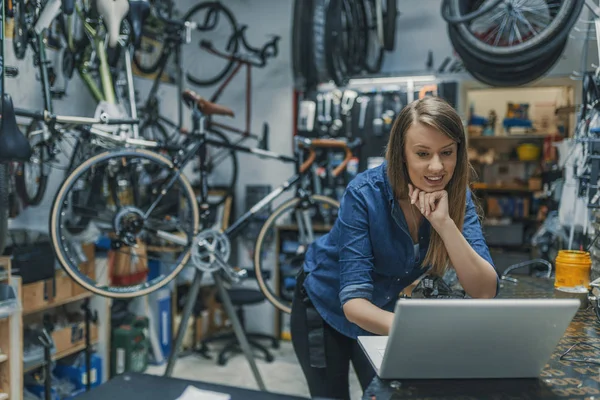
434, 217, 457, 239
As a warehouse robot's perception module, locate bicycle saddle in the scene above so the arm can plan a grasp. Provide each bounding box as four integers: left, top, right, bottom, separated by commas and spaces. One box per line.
126, 0, 150, 49
182, 90, 235, 117
96, 0, 129, 48
0, 94, 32, 162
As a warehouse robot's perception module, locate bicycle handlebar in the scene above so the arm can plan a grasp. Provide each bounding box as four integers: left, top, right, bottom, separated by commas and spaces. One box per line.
297, 137, 363, 176
200, 24, 280, 68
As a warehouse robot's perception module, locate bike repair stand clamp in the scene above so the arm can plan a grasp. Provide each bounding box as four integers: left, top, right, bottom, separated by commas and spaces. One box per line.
163, 230, 266, 391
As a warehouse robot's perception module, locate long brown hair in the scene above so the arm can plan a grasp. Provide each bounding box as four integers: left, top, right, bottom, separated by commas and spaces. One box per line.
385, 96, 472, 276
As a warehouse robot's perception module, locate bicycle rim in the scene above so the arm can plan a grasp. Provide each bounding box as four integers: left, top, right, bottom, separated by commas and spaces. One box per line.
15, 120, 48, 206
450, 0, 580, 55
184, 2, 239, 87
50, 149, 199, 298
254, 195, 340, 314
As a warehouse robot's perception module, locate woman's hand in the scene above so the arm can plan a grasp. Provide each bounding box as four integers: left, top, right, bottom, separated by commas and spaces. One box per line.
408, 183, 452, 232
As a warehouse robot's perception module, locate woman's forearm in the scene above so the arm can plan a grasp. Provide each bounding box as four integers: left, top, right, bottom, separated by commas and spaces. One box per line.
342, 298, 395, 335
436, 219, 497, 298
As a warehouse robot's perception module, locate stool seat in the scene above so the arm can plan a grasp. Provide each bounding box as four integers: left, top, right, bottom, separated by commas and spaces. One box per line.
217, 288, 265, 306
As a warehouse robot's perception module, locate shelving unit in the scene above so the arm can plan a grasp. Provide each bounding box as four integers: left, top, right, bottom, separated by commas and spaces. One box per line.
0, 257, 20, 400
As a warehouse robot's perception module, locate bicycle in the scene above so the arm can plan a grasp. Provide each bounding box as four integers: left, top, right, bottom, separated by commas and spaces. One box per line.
133, 4, 279, 207
48, 89, 358, 310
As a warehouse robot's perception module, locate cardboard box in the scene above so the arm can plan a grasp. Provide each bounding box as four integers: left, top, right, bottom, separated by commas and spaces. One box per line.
52, 322, 99, 354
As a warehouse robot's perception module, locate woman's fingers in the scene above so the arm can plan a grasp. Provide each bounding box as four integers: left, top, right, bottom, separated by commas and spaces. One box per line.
428, 194, 437, 215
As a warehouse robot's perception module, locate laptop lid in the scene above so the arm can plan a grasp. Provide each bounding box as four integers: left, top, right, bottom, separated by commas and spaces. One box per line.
377, 298, 579, 379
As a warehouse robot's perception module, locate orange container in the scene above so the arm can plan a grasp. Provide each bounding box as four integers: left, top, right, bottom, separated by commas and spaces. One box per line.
554, 250, 592, 292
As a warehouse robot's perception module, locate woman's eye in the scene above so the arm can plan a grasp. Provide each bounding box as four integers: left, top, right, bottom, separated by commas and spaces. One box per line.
442, 151, 453, 156
417, 152, 428, 157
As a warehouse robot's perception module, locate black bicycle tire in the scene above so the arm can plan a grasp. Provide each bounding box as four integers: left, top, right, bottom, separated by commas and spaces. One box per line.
450, 27, 566, 84
133, 33, 170, 75
312, 0, 329, 85
139, 118, 170, 143
12, 0, 27, 60
14, 120, 48, 206
441, 0, 504, 24
382, 0, 397, 51
50, 148, 199, 298
292, 0, 310, 89
199, 128, 239, 207
447, 0, 584, 66
449, 0, 581, 56
340, 0, 358, 75
0, 164, 8, 255
458, 37, 567, 86
363, 0, 384, 74
349, 0, 368, 74
325, 0, 350, 87
184, 2, 240, 87
254, 194, 340, 314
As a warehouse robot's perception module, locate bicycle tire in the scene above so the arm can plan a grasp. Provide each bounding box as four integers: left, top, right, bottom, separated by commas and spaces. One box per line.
292, 0, 312, 89
348, 0, 368, 75
50, 148, 199, 298
362, 0, 384, 74
12, 0, 27, 60
15, 120, 48, 206
382, 0, 397, 51
139, 118, 170, 143
132, 23, 170, 75
449, 0, 582, 56
447, 0, 583, 66
254, 194, 340, 314
0, 164, 8, 255
184, 2, 239, 87
325, 0, 350, 87
312, 0, 329, 85
197, 128, 239, 207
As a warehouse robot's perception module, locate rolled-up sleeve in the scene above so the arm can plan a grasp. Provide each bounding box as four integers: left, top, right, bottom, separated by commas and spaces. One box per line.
337, 185, 375, 306
462, 189, 500, 296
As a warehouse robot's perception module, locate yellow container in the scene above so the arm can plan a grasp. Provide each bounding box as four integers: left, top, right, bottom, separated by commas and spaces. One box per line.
554, 250, 592, 293
517, 143, 541, 161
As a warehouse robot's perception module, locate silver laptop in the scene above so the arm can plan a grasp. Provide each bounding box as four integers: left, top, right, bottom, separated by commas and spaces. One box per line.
358, 298, 579, 379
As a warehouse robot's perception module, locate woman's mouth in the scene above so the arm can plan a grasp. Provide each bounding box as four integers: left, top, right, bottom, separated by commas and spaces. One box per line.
424, 175, 444, 185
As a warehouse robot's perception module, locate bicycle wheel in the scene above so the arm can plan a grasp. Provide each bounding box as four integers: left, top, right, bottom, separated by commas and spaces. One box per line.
194, 129, 238, 207
362, 0, 384, 74
15, 120, 49, 206
254, 194, 340, 314
0, 164, 8, 255
139, 119, 170, 143
50, 149, 199, 298
447, 0, 582, 56
184, 2, 239, 87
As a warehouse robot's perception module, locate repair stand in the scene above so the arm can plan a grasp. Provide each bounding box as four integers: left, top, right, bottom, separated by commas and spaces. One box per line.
164, 268, 266, 391
38, 329, 53, 400
81, 298, 98, 391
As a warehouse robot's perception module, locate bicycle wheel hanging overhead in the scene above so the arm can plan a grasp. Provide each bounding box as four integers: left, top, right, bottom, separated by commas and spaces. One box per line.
292, 0, 398, 90
442, 0, 585, 86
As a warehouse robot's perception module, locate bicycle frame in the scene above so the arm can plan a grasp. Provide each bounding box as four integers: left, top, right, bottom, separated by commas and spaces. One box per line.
75, 5, 116, 104
144, 108, 315, 244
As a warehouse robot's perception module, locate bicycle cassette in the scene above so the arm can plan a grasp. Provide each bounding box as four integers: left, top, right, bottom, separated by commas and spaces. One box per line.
190, 229, 231, 272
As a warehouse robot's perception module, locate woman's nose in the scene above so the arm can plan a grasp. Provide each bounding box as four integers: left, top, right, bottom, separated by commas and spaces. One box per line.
429, 155, 443, 172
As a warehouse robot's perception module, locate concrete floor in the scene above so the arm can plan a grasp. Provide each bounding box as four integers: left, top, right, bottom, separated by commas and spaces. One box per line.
145, 340, 363, 399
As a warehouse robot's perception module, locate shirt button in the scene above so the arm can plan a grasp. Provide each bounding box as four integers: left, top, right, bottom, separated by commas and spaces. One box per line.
386, 296, 391, 300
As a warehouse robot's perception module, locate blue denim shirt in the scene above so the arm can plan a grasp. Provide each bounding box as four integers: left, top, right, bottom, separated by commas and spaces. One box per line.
302, 161, 497, 339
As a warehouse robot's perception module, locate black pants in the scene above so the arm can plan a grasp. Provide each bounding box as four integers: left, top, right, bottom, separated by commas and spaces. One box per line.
290, 275, 375, 400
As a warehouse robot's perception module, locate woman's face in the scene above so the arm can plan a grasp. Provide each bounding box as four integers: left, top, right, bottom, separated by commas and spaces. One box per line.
404, 122, 457, 193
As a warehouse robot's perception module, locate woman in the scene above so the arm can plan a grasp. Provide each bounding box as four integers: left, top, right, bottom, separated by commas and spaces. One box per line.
290, 96, 499, 399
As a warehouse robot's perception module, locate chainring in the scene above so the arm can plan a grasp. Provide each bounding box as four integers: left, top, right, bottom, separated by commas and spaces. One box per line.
190, 229, 231, 272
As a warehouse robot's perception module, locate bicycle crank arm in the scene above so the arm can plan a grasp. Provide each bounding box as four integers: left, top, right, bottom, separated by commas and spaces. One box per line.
214, 253, 247, 283
156, 230, 189, 246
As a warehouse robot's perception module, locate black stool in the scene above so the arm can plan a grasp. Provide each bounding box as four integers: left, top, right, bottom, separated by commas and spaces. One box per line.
200, 288, 279, 366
